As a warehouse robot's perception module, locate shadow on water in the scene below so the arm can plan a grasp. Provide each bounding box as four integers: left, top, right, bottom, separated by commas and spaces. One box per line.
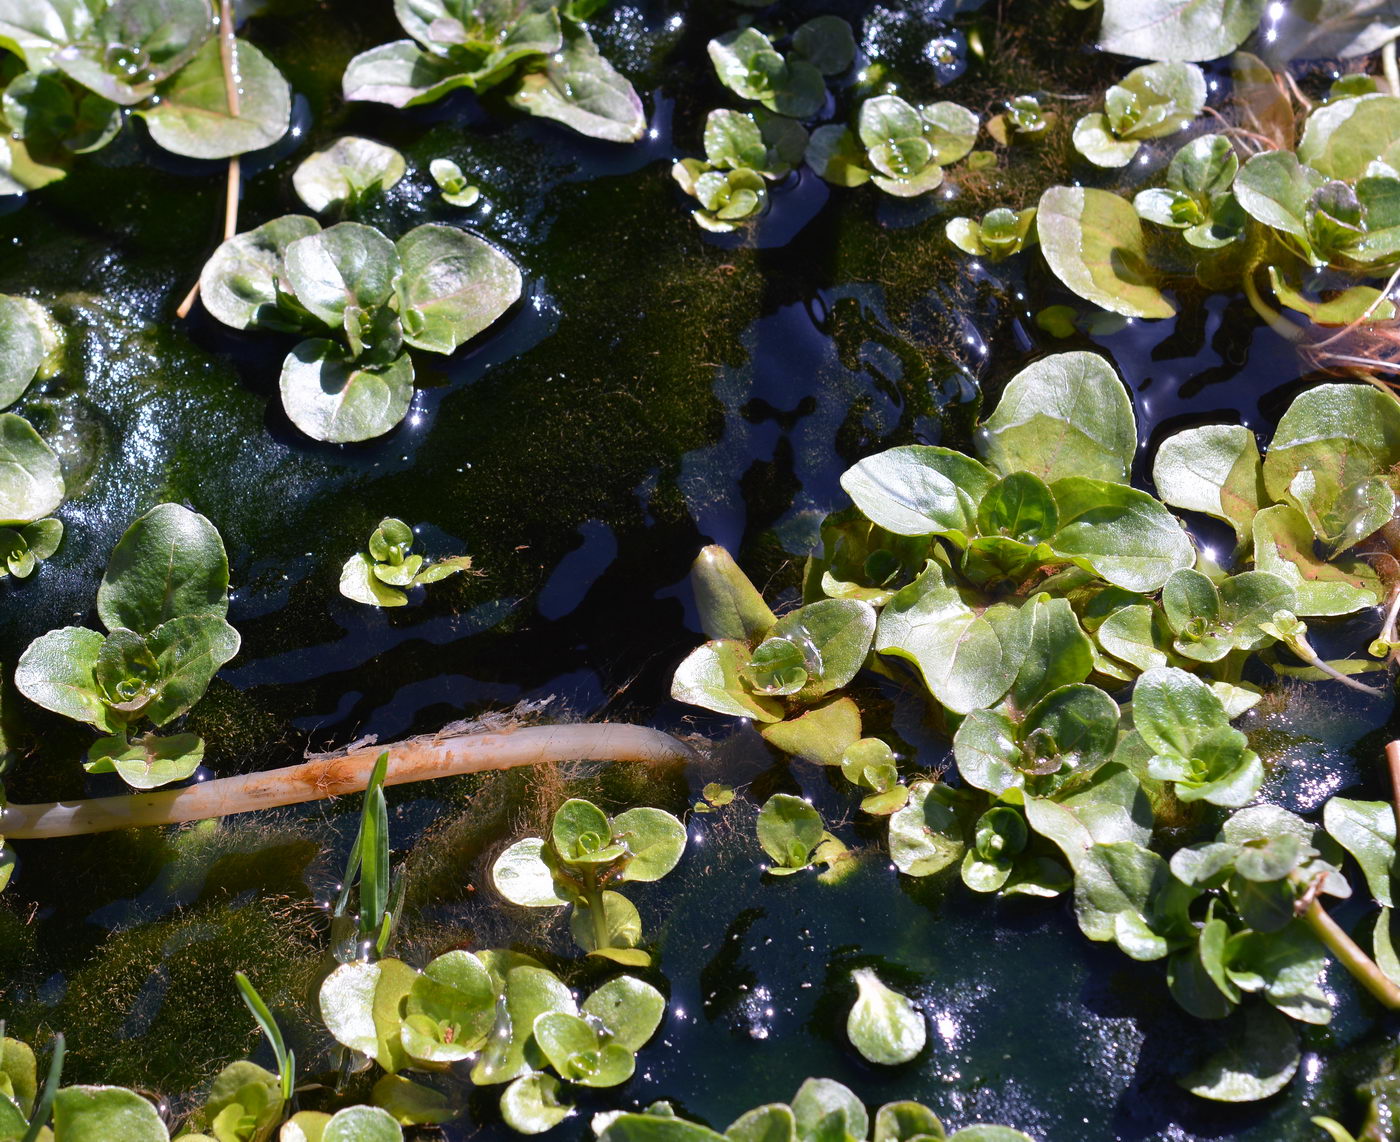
0, 0, 1396, 1139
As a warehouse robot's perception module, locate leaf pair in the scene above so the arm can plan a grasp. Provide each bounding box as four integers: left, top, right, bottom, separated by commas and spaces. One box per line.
809, 96, 979, 198
1072, 62, 1207, 168
339, 517, 472, 608
708, 18, 854, 121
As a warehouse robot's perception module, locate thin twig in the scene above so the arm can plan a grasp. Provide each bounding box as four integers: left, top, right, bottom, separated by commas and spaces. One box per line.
1311, 262, 1400, 348
1282, 69, 1313, 112
1299, 892, 1400, 1009
1386, 742, 1400, 841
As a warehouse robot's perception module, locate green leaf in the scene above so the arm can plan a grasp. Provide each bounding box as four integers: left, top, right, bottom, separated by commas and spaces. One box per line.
370, 1074, 455, 1128
199, 214, 322, 332
0, 0, 97, 70
839, 445, 996, 542
492, 837, 569, 907
766, 598, 875, 700
14, 626, 115, 731
1162, 569, 1295, 660
0, 1037, 36, 1119
569, 891, 642, 956
1037, 187, 1175, 319
1299, 94, 1400, 181
874, 566, 1021, 715
500, 1073, 571, 1135
428, 158, 479, 207
977, 352, 1137, 485
139, 38, 290, 160
582, 975, 665, 1051
602, 1115, 726, 1142
791, 15, 854, 76
888, 781, 964, 876
1152, 424, 1264, 548
201, 1059, 283, 1142
726, 1104, 797, 1142
947, 1129, 1036, 1142
757, 793, 824, 871
791, 1078, 867, 1142
1234, 151, 1327, 250
506, 20, 644, 143
534, 1012, 634, 1086
318, 958, 418, 1074
52, 0, 211, 106
1072, 113, 1141, 168
97, 503, 230, 634
341, 40, 474, 108
872, 1102, 944, 1142
1006, 596, 1094, 713
0, 413, 63, 525
322, 1106, 403, 1142
89, 731, 204, 790
394, 223, 521, 355
671, 640, 783, 722
471, 960, 575, 1085
292, 137, 406, 214
1323, 797, 1394, 907
759, 697, 862, 766
1048, 478, 1194, 593
552, 797, 620, 863
51, 1085, 170, 1141
340, 552, 409, 607
690, 547, 775, 642
1096, 603, 1172, 674
280, 341, 414, 444
1252, 504, 1383, 616
806, 125, 870, 188
0, 295, 45, 411
847, 968, 926, 1065
401, 949, 496, 1063
138, 614, 239, 725
1098, 0, 1267, 61
1181, 1006, 1300, 1102
611, 806, 686, 882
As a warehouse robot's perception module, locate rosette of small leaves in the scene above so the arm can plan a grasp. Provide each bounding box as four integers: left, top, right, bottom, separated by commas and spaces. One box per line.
198, 215, 523, 442
0, 0, 292, 192
1072, 61, 1207, 169
1133, 134, 1246, 249
756, 793, 848, 876
707, 17, 854, 121
986, 94, 1057, 145
0, 412, 65, 581
808, 95, 979, 197
491, 797, 686, 966
341, 0, 645, 142
594, 1078, 1036, 1142
430, 159, 480, 207
318, 943, 665, 1134
945, 206, 1037, 262
14, 503, 239, 790
672, 109, 809, 232
340, 517, 473, 608
292, 137, 407, 216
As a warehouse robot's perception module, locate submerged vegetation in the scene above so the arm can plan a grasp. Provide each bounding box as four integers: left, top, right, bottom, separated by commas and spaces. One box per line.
8, 0, 1400, 1139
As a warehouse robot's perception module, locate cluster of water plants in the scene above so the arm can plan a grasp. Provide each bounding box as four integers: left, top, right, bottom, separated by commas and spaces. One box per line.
7, 0, 1400, 1139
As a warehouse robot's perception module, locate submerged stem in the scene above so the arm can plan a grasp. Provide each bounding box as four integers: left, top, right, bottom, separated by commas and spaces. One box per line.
1386, 741, 1400, 841
1299, 894, 1400, 1009
0, 723, 697, 840
583, 865, 611, 952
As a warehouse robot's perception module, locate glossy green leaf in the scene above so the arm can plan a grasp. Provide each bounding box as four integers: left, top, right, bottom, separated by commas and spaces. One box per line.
429, 158, 479, 207
51, 1085, 170, 1141
322, 1106, 404, 1142
757, 793, 823, 872
1234, 152, 1326, 250
670, 640, 784, 723
401, 950, 497, 1063
471, 961, 576, 1085
1037, 187, 1175, 319
492, 837, 568, 907
500, 1073, 571, 1135
552, 797, 620, 862
140, 38, 290, 159
14, 626, 115, 731
534, 1012, 634, 1086
1252, 504, 1383, 616
806, 125, 870, 188
1049, 478, 1194, 592
340, 552, 410, 607
582, 975, 665, 1051
1181, 1006, 1300, 1101
611, 806, 686, 882
1098, 0, 1266, 61
1323, 797, 1395, 907
1299, 94, 1400, 181
506, 20, 644, 142
394, 223, 521, 355
759, 697, 862, 766
1161, 569, 1295, 660
0, 295, 45, 411
0, 0, 96, 70
791, 1079, 867, 1142
97, 503, 229, 634
341, 40, 473, 108
293, 137, 407, 213
280, 341, 414, 444
571, 890, 644, 957
847, 968, 926, 1065
1152, 424, 1264, 548
1072, 114, 1141, 168
0, 413, 63, 525
888, 781, 964, 876
726, 1103, 798, 1142
318, 958, 418, 1074
766, 598, 875, 700
199, 214, 322, 332
89, 731, 203, 790
1096, 603, 1172, 674
791, 15, 854, 76
841, 445, 996, 542
52, 0, 211, 106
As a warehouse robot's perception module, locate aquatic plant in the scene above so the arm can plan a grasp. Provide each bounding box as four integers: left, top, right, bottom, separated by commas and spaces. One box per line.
199, 216, 522, 442
1071, 61, 1206, 168
707, 17, 854, 121
491, 796, 686, 965
292, 137, 408, 217
429, 158, 480, 207
342, 0, 645, 143
672, 109, 808, 232
339, 517, 473, 607
14, 503, 239, 790
0, 0, 291, 193
0, 412, 64, 581
809, 95, 979, 197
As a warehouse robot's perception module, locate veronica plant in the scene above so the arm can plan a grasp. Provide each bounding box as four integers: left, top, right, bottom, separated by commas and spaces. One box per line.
808, 95, 979, 197
492, 797, 686, 966
199, 215, 522, 442
986, 94, 1057, 145
945, 206, 1037, 262
0, 0, 291, 193
1071, 61, 1207, 168
429, 158, 480, 207
0, 412, 64, 581
339, 517, 473, 608
1133, 133, 1246, 249
342, 0, 645, 143
14, 503, 239, 790
292, 137, 407, 217
672, 109, 808, 232
707, 17, 854, 122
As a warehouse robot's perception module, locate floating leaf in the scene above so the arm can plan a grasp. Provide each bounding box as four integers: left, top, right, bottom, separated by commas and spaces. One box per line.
199, 214, 322, 332
280, 340, 414, 444
757, 793, 824, 873
1098, 0, 1267, 62
506, 20, 645, 142
1181, 1006, 1300, 1102
97, 503, 230, 634
396, 224, 523, 355
1152, 424, 1264, 549
1049, 478, 1194, 593
0, 413, 63, 524
1037, 187, 1175, 319
1252, 504, 1383, 616
51, 1085, 171, 1141
1323, 797, 1395, 907
292, 136, 407, 213
847, 968, 926, 1065
888, 781, 964, 876
500, 1073, 572, 1135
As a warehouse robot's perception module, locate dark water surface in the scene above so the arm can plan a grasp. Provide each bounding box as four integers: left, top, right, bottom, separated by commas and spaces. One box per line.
1, 1, 1398, 1139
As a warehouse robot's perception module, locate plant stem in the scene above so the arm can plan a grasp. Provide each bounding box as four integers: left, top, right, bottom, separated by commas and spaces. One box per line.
174, 0, 242, 320
583, 865, 611, 952
1386, 38, 1400, 97
1240, 252, 1303, 343
1299, 894, 1400, 1009
0, 723, 697, 840
1386, 740, 1400, 840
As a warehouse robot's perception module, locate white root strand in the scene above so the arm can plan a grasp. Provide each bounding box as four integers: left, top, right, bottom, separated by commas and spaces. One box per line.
0, 723, 698, 840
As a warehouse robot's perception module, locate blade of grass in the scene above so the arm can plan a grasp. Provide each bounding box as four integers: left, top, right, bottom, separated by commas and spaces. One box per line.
19, 1034, 63, 1142
235, 972, 295, 1101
